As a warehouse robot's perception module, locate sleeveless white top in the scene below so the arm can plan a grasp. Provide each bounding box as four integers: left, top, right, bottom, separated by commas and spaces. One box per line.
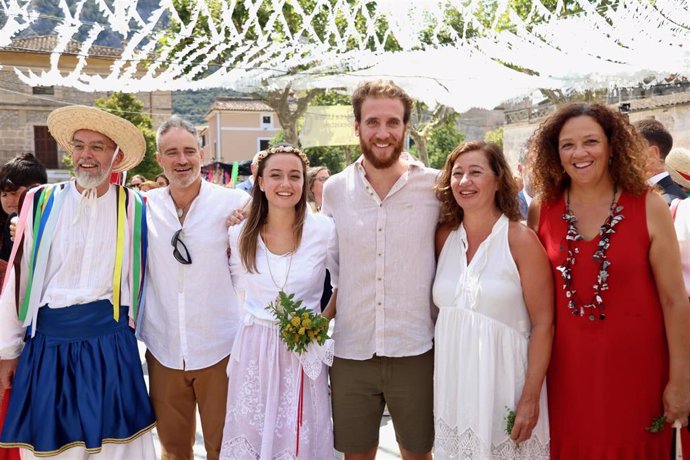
432, 214, 550, 459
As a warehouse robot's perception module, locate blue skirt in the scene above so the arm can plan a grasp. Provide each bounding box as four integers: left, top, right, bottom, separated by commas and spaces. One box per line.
0, 300, 155, 455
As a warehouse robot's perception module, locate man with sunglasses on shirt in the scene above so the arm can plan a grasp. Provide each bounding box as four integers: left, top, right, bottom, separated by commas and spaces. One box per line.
137, 115, 250, 460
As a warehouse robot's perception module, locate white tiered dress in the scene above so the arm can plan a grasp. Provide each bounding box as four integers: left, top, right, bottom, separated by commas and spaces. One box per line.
432, 215, 550, 459
220, 213, 335, 460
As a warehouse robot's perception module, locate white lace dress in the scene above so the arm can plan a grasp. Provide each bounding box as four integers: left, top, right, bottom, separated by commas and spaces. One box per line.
220, 213, 335, 460
432, 215, 550, 459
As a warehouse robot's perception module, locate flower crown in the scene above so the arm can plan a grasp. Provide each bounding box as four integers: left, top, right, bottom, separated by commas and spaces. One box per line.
254, 143, 310, 168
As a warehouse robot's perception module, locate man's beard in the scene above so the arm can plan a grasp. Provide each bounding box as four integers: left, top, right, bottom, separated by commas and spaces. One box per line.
167, 166, 200, 189
360, 138, 404, 170
75, 170, 110, 190
74, 148, 119, 190
75, 160, 116, 190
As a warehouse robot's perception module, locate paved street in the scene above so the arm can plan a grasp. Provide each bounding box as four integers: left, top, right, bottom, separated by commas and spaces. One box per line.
138, 343, 402, 459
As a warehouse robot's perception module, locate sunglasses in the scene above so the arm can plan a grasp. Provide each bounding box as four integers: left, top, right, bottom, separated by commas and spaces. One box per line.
171, 229, 192, 264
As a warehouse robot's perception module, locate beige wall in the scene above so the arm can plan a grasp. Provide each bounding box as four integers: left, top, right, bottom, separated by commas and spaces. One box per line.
503, 122, 539, 172
629, 107, 690, 149
205, 110, 280, 163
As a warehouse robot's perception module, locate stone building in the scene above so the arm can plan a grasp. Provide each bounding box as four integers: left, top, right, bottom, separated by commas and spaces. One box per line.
0, 35, 171, 178
456, 107, 506, 143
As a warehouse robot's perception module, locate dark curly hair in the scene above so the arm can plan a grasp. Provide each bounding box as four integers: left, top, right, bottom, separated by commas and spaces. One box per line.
435, 140, 520, 228
528, 102, 648, 202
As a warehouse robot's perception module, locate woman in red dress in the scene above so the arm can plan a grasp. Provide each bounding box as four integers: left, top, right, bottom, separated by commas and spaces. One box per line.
527, 102, 690, 459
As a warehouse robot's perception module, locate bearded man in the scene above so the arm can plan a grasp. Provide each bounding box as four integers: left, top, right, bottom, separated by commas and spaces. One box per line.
321, 80, 440, 460
0, 105, 155, 458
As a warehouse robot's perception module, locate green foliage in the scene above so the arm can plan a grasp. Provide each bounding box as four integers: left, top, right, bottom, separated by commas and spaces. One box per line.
161, 0, 399, 79
304, 146, 350, 173
646, 416, 666, 433
266, 291, 330, 354
270, 129, 348, 174
416, 116, 466, 169
172, 89, 241, 125
312, 90, 351, 106
94, 92, 162, 179
61, 153, 74, 176
485, 127, 504, 149
505, 407, 516, 435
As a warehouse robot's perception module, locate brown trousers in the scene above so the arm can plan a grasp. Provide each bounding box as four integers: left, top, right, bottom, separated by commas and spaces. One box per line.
145, 351, 229, 460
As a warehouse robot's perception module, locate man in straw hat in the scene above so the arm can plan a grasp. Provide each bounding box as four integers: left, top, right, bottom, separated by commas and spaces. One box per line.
0, 105, 156, 458
137, 115, 249, 460
665, 147, 690, 194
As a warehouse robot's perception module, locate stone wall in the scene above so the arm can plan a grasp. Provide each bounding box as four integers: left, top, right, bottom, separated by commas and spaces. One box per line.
456, 108, 505, 142
503, 123, 540, 172
629, 106, 690, 149
0, 68, 172, 166
504, 103, 690, 173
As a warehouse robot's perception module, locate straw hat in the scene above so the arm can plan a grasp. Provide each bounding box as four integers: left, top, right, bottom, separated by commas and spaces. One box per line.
47, 105, 146, 172
665, 147, 690, 189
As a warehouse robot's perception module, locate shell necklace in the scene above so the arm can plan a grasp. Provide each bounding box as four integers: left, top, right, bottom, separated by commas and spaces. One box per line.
556, 187, 624, 321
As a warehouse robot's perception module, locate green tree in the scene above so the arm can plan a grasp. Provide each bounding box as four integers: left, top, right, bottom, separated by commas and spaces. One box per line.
300, 90, 353, 173
159, 0, 399, 146
94, 92, 162, 179
409, 102, 457, 166
484, 127, 504, 149
411, 114, 465, 169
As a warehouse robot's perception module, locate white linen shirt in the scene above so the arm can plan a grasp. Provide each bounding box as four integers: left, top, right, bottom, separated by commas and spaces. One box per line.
138, 181, 249, 370
322, 156, 440, 360
228, 212, 335, 322
0, 182, 135, 359
648, 171, 671, 186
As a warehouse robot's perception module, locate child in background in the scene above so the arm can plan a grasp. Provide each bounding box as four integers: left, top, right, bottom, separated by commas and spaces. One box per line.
0, 152, 46, 460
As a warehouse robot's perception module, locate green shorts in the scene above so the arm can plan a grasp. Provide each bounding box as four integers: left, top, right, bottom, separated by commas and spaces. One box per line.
330, 349, 434, 454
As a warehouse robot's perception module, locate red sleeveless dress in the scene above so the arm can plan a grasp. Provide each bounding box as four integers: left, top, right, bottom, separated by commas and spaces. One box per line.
538, 191, 689, 459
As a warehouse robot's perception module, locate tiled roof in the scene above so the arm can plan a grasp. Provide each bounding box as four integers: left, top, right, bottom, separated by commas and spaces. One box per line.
623, 91, 690, 111
6, 35, 122, 58
209, 98, 274, 112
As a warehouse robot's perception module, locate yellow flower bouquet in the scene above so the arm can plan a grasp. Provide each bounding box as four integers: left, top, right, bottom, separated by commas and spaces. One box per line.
266, 291, 330, 354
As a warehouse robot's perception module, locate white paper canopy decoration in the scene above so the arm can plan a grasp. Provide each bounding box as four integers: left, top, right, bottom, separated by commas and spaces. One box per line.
1, 0, 690, 108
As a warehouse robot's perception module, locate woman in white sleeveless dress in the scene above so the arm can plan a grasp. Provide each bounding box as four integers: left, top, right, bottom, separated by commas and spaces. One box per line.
432, 141, 553, 459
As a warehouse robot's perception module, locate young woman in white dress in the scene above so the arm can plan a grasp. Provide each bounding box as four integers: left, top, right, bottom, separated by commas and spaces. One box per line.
432, 140, 553, 459
220, 144, 335, 459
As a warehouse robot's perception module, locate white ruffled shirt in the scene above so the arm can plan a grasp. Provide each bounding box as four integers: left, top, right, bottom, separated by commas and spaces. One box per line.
0, 182, 134, 359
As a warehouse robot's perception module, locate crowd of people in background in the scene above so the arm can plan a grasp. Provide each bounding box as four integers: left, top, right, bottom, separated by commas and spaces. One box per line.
0, 79, 690, 460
